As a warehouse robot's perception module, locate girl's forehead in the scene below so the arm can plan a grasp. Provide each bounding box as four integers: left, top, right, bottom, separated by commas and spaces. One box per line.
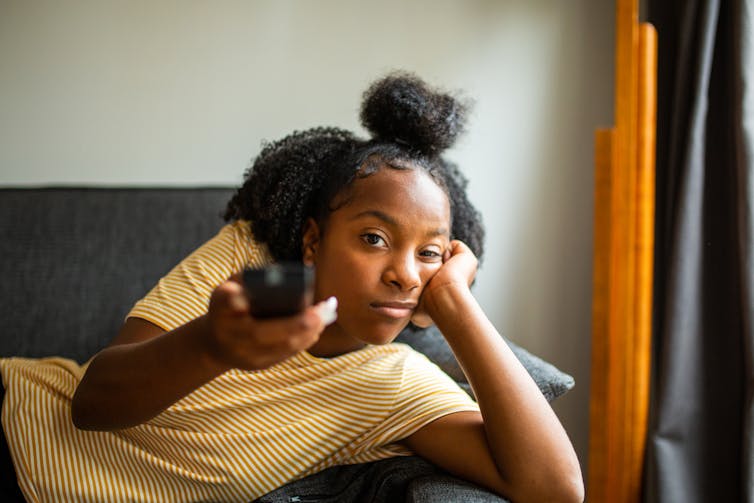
337, 168, 451, 225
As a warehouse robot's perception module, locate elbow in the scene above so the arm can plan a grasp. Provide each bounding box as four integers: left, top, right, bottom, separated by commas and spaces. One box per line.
71, 385, 143, 431
70, 389, 95, 431
70, 385, 112, 432
506, 469, 584, 503
541, 477, 585, 503
561, 459, 586, 503
548, 472, 585, 503
71, 413, 92, 432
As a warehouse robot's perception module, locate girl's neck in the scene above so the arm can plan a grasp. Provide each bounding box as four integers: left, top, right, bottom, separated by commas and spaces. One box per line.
306, 329, 367, 358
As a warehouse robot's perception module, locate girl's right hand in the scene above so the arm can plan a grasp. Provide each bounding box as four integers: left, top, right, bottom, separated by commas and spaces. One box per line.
202, 279, 337, 371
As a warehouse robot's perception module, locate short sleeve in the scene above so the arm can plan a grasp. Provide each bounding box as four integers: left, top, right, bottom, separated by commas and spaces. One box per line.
127, 221, 272, 331
346, 346, 480, 462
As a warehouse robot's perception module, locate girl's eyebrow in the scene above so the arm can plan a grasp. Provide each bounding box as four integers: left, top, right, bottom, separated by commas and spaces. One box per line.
351, 209, 397, 225
351, 210, 449, 237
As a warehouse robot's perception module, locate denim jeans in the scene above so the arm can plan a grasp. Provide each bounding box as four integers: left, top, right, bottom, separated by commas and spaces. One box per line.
254, 456, 508, 503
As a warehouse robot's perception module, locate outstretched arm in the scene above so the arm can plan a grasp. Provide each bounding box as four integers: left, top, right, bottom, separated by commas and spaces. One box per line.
402, 241, 584, 503
72, 280, 335, 431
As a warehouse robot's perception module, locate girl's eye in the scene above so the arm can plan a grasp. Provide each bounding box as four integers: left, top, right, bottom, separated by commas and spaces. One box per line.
420, 249, 442, 259
361, 233, 386, 247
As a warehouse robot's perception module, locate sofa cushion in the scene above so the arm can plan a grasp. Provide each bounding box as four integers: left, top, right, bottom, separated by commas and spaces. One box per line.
395, 326, 574, 402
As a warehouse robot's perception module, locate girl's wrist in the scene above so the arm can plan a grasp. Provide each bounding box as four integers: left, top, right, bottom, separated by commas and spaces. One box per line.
191, 314, 233, 376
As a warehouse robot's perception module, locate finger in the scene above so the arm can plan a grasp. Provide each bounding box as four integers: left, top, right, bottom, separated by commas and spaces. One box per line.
228, 290, 250, 314
448, 239, 471, 256
312, 296, 338, 326
214, 281, 249, 315
410, 310, 434, 328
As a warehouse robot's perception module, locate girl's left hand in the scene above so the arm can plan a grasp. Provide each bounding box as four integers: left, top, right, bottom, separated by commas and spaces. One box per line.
411, 239, 478, 328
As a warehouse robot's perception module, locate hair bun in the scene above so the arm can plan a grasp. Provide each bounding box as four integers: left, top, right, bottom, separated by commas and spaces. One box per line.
360, 72, 470, 157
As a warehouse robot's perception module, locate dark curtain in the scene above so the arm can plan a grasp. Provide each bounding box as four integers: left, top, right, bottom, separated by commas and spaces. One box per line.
646, 0, 754, 502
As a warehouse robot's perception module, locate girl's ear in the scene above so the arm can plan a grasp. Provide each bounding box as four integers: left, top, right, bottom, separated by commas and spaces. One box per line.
301, 218, 320, 266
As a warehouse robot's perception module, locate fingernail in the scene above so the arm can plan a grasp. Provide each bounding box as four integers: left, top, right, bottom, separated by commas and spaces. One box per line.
315, 296, 338, 325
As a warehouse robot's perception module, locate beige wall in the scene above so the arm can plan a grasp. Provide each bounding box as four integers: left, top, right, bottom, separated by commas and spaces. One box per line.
0, 0, 615, 479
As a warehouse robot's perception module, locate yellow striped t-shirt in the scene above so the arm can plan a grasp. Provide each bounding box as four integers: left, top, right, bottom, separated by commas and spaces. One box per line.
1, 221, 479, 503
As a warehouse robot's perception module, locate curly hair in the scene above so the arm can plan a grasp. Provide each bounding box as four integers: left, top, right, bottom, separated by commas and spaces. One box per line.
223, 71, 485, 263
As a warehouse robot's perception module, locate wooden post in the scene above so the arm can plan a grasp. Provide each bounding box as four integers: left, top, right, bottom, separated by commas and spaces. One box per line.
587, 0, 657, 501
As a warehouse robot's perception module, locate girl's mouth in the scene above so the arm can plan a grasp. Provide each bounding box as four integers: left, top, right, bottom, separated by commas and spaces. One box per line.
369, 301, 417, 319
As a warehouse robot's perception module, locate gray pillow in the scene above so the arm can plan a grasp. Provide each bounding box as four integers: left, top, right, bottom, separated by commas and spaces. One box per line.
395, 325, 574, 402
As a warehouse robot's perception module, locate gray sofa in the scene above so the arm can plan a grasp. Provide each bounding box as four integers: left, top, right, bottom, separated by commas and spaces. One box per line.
0, 188, 574, 502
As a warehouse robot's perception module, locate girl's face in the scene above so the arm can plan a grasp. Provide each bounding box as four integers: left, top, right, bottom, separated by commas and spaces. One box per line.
303, 166, 451, 354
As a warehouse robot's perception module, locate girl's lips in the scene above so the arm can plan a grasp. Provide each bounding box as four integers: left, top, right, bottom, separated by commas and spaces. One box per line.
370, 302, 417, 319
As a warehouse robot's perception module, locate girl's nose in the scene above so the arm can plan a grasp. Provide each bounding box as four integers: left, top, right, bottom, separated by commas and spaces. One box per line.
383, 254, 421, 291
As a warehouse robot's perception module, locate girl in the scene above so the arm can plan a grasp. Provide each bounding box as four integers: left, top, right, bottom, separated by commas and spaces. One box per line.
1, 73, 583, 502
